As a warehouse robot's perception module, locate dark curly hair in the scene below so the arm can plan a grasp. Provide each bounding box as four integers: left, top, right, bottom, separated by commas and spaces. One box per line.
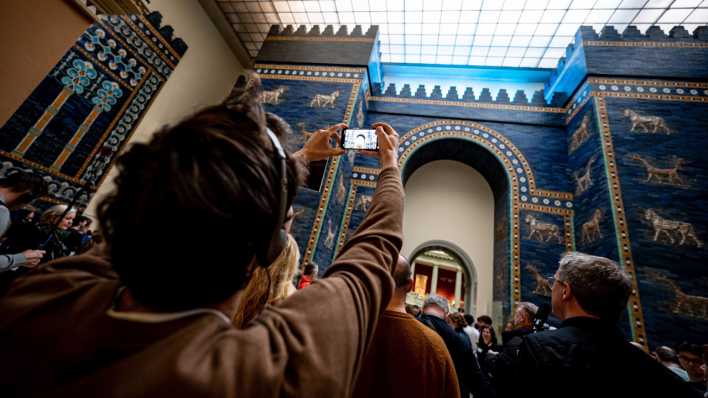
98, 76, 305, 311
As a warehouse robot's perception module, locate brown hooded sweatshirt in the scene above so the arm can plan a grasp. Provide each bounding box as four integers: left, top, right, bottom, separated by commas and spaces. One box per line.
0, 167, 403, 398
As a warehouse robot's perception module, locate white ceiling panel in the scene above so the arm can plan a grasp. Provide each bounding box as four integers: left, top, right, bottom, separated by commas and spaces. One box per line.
216, 0, 708, 67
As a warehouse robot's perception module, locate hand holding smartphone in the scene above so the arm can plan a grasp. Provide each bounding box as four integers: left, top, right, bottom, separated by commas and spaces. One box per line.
340, 129, 378, 151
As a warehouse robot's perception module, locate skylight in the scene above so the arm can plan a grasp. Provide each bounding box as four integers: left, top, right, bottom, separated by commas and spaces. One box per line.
216, 0, 708, 68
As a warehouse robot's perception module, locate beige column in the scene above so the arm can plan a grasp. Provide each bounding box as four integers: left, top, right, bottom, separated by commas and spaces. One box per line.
454, 271, 462, 308
430, 265, 439, 295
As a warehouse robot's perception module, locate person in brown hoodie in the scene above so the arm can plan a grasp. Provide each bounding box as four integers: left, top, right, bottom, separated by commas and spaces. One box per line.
0, 81, 403, 397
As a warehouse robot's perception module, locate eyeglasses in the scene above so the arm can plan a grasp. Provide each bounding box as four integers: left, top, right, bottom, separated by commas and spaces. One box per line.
547, 276, 564, 286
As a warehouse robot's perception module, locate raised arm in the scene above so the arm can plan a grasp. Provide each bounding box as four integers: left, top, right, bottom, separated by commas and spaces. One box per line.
234, 123, 403, 397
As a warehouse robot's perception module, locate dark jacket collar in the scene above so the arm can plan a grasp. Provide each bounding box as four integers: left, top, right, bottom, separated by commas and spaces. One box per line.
501, 326, 533, 344
561, 316, 602, 326
560, 316, 620, 332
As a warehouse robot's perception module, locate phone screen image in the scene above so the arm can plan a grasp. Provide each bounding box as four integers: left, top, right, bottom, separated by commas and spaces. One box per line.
342, 129, 378, 150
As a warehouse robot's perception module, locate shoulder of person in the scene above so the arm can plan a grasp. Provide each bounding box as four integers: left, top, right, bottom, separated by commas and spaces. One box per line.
504, 334, 526, 351
518, 328, 576, 366
29, 253, 116, 282
417, 322, 456, 361
464, 325, 478, 334
523, 324, 581, 347
414, 318, 444, 342
2, 254, 119, 321
621, 342, 703, 397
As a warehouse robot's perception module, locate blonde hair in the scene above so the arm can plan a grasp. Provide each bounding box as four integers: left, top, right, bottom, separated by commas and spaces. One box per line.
233, 233, 300, 328
40, 205, 76, 226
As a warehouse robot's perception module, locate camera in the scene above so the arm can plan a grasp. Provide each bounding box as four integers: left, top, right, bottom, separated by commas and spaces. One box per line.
341, 129, 378, 151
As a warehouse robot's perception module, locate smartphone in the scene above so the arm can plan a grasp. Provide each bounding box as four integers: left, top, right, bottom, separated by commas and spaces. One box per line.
341, 129, 378, 151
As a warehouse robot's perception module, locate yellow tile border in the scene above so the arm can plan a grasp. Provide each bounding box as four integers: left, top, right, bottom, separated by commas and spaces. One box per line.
265, 35, 375, 43
584, 40, 708, 49
255, 63, 367, 73
369, 95, 566, 113
303, 79, 362, 261
594, 96, 649, 349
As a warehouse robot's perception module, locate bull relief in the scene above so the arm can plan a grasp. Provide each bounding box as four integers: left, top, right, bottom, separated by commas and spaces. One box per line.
356, 100, 365, 128
643, 209, 703, 248
261, 86, 287, 105
627, 154, 687, 187
525, 214, 563, 244
624, 109, 673, 134
580, 208, 604, 244
649, 272, 708, 320
574, 155, 597, 196
569, 115, 591, 153
323, 219, 335, 249
336, 173, 346, 204
309, 90, 340, 108
525, 264, 552, 297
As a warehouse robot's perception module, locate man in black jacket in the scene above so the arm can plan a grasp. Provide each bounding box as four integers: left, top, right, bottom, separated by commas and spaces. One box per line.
493, 252, 700, 398
501, 301, 537, 345
485, 301, 538, 375
419, 294, 492, 398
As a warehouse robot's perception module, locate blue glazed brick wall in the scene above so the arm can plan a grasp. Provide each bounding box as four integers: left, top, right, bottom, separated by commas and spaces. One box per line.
260, 80, 355, 134
565, 99, 633, 337
605, 96, 708, 348
255, 25, 708, 347
257, 69, 365, 271
292, 188, 319, 259
0, 14, 186, 206
568, 101, 620, 261
312, 159, 352, 272
584, 46, 708, 81
361, 112, 570, 194
367, 100, 566, 127
256, 25, 378, 67
519, 209, 566, 303
493, 188, 511, 317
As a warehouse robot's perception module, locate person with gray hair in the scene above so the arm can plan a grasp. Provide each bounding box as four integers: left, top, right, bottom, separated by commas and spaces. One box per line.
491, 252, 699, 398
552, 251, 631, 322
654, 346, 689, 381
420, 294, 492, 397
423, 294, 450, 316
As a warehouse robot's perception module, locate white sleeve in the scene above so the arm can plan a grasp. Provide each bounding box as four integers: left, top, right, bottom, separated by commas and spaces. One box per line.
0, 206, 10, 238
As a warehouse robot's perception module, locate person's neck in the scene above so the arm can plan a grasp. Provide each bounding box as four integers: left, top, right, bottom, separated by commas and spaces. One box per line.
557, 302, 599, 321
385, 290, 407, 313
515, 321, 532, 331
423, 306, 446, 320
